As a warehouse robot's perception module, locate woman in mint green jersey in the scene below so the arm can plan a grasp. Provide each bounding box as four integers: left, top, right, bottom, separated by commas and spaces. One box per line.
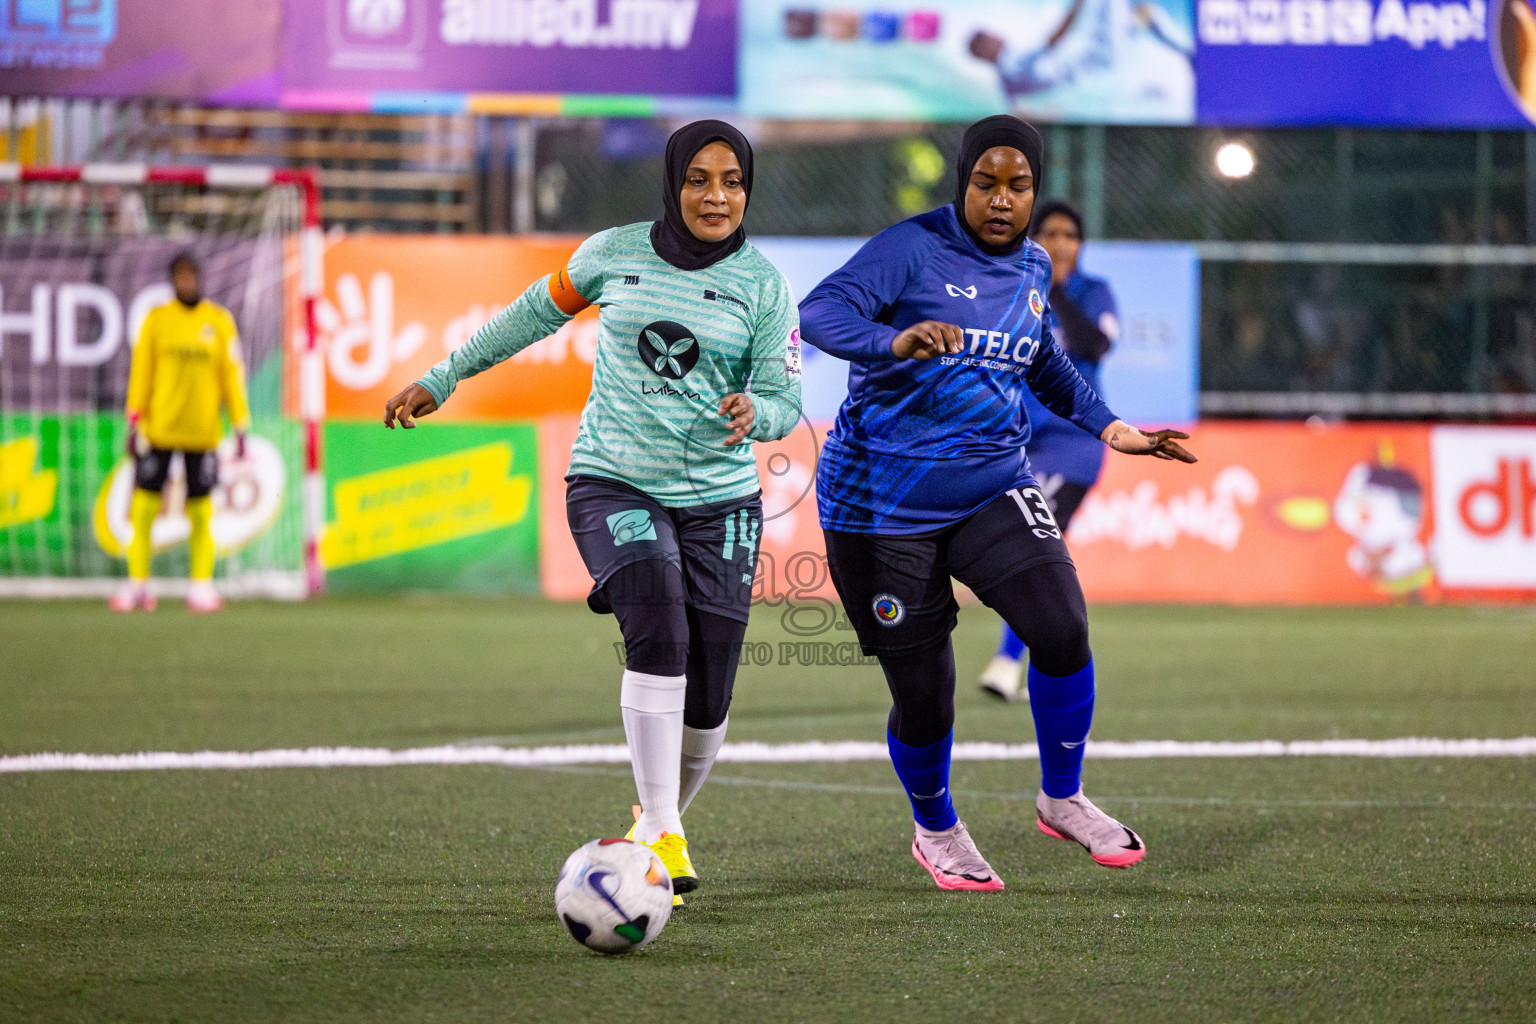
384, 121, 801, 908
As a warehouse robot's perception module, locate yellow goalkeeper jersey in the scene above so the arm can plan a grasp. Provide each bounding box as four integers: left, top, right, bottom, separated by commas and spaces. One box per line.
126, 299, 251, 452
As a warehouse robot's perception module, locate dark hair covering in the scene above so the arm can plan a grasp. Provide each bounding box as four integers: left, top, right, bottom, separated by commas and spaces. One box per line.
649, 119, 754, 272
952, 114, 1044, 257
1030, 198, 1084, 239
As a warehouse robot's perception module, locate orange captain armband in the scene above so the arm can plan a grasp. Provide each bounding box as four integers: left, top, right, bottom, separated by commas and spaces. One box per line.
548, 265, 592, 316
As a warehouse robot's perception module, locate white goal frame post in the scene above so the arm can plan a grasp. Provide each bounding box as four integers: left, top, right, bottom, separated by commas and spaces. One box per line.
0, 164, 324, 598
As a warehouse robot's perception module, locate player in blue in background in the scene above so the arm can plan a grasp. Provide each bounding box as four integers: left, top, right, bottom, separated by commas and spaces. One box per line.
979, 199, 1120, 704
799, 116, 1195, 890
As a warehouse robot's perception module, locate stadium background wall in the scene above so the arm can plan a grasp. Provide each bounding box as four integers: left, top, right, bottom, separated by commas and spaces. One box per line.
3, 229, 1534, 602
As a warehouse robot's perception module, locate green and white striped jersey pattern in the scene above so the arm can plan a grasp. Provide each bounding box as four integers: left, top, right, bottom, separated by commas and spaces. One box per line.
417, 223, 802, 507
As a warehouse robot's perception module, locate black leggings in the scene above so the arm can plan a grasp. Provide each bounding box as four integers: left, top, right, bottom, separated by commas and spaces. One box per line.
882, 560, 1091, 747
602, 559, 745, 731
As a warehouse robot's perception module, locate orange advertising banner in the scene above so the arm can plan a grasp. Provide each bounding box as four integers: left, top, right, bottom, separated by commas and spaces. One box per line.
538, 419, 1536, 606
304, 235, 598, 421
1069, 421, 1438, 604
288, 234, 1536, 604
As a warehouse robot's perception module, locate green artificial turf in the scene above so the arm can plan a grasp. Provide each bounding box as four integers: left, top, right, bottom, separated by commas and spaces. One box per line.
1, 598, 1533, 1022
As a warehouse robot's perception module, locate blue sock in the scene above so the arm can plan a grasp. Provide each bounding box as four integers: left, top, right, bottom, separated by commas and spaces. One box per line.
997, 624, 1026, 661
887, 729, 959, 831
1027, 659, 1096, 799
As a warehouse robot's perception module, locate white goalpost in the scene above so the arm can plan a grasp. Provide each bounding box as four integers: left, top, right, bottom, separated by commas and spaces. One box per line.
0, 164, 325, 599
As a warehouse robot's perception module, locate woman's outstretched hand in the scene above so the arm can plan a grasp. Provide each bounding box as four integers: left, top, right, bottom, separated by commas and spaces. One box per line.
891, 320, 965, 360
1100, 420, 1197, 462
720, 393, 755, 446
383, 383, 439, 429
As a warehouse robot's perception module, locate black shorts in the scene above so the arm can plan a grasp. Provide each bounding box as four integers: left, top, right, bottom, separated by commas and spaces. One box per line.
134, 448, 219, 499
566, 474, 762, 624
824, 485, 1073, 657
1034, 474, 1091, 531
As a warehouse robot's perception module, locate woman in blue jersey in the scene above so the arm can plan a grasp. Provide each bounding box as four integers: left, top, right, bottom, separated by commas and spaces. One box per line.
383, 121, 802, 907
799, 116, 1193, 890
978, 199, 1120, 703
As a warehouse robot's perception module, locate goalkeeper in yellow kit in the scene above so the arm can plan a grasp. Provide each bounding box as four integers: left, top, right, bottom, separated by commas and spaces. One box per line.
109, 254, 250, 614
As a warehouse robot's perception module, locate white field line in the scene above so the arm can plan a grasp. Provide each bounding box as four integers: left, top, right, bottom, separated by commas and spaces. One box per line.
1, 737, 1535, 774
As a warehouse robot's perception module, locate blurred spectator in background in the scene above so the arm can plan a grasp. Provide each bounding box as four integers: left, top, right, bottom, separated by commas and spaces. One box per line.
1292, 267, 1366, 392
979, 199, 1121, 702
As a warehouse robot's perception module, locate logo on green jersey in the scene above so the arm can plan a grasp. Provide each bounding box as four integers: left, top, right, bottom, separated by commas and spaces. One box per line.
607, 509, 658, 546
637, 321, 700, 380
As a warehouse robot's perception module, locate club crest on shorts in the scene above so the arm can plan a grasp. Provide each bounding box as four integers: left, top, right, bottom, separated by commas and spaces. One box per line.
607, 508, 658, 546
1028, 289, 1045, 317
872, 592, 906, 627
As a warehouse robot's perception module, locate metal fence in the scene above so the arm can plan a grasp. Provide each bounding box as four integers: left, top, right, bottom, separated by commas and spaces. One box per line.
529, 122, 1536, 244
528, 120, 1536, 413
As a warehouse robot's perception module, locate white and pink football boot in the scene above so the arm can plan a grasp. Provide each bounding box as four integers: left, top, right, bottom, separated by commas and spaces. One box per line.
108, 583, 157, 613
1036, 790, 1146, 869
186, 581, 225, 614
912, 821, 1005, 892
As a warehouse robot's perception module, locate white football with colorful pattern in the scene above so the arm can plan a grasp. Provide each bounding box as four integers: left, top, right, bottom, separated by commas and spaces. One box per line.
554, 838, 674, 954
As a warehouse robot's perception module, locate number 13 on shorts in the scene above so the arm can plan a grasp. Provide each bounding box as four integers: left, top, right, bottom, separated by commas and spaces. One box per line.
1006, 487, 1061, 540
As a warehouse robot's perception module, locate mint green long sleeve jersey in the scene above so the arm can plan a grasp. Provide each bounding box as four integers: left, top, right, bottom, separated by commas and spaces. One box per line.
416, 223, 803, 507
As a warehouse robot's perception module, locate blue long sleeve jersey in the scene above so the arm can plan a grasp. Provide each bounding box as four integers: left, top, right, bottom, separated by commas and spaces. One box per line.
799, 206, 1117, 534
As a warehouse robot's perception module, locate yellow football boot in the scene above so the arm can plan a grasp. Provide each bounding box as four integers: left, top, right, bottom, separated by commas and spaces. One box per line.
646, 832, 699, 895
624, 805, 686, 906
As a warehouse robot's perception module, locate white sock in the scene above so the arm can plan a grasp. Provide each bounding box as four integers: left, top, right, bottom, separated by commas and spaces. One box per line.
678, 716, 728, 815
619, 669, 686, 843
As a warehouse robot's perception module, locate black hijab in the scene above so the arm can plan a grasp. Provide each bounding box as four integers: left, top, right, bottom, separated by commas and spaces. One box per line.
951, 115, 1044, 257
650, 119, 754, 272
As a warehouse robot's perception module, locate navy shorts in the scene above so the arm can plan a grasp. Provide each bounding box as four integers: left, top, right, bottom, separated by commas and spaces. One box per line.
824, 484, 1074, 657
134, 448, 218, 499
565, 474, 763, 624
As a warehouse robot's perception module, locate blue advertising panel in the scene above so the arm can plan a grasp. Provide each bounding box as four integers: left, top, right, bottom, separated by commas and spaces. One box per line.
741, 0, 1196, 125
750, 237, 866, 423
753, 235, 1200, 426
1080, 241, 1200, 426
1195, 0, 1536, 127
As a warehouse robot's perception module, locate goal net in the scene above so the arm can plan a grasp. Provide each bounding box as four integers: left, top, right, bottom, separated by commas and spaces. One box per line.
0, 165, 323, 599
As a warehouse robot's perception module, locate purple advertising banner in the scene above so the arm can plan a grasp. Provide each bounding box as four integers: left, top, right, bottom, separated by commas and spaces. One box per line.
0, 0, 281, 104
282, 0, 738, 98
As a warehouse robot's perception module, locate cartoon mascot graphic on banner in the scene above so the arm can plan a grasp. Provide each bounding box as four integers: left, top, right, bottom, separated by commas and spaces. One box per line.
1331, 442, 1434, 596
